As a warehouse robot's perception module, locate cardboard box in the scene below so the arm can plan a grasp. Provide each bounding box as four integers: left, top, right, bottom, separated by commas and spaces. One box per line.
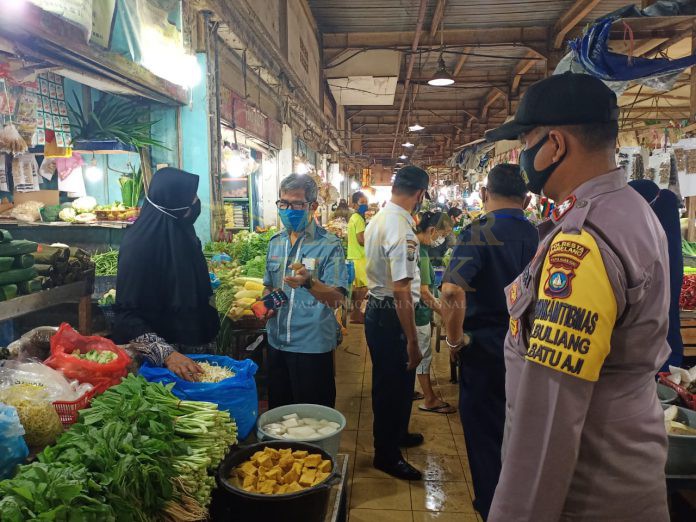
13, 190, 60, 206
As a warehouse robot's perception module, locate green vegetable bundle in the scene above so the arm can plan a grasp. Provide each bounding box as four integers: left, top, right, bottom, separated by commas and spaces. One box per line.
683, 238, 696, 258
242, 254, 266, 278
205, 227, 276, 265
93, 249, 119, 276
0, 376, 237, 522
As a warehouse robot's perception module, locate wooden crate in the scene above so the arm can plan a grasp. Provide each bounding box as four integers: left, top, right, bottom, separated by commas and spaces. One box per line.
680, 316, 696, 358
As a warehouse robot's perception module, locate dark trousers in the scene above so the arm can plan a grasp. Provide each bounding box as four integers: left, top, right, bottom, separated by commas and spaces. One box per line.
458, 330, 507, 521
267, 347, 336, 409
364, 297, 416, 461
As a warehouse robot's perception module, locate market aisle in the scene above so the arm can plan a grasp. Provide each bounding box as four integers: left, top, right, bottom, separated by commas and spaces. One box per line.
336, 323, 483, 522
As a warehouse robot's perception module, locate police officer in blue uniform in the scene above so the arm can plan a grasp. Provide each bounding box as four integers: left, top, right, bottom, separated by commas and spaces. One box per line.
441, 164, 538, 520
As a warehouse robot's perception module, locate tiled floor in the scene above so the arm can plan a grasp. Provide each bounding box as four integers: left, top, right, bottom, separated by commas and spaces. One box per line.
336, 322, 483, 522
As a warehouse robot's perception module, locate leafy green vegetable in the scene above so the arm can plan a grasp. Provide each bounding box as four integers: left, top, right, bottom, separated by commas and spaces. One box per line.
93, 250, 118, 276
242, 255, 266, 278
205, 228, 276, 265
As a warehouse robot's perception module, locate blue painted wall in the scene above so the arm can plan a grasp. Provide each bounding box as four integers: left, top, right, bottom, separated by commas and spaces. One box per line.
180, 53, 212, 242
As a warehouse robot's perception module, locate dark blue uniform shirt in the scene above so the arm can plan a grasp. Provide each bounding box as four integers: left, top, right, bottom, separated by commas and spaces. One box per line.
444, 208, 539, 335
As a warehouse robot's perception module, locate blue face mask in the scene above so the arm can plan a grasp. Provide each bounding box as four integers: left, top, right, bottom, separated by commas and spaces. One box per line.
279, 208, 309, 232
357, 204, 368, 215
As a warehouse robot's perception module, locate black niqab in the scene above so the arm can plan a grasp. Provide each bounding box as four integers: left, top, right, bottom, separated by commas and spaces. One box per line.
113, 168, 219, 346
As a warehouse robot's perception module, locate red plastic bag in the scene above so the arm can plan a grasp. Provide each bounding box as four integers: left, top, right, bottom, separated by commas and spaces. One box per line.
44, 323, 131, 394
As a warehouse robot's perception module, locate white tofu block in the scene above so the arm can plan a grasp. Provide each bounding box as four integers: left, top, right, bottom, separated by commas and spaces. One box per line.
317, 425, 337, 436
282, 418, 299, 428
318, 419, 330, 427
281, 432, 293, 439
264, 423, 283, 431
302, 418, 320, 428
282, 413, 299, 420
297, 419, 305, 426
326, 422, 340, 429
287, 426, 317, 438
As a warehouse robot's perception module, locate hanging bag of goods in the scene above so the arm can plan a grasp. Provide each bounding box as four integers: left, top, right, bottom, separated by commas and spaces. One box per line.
44, 323, 131, 394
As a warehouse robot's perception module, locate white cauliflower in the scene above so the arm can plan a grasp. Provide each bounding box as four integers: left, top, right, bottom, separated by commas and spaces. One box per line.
58, 207, 76, 223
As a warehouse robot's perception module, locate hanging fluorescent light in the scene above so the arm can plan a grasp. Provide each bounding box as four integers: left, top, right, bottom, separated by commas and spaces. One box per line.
399, 154, 408, 160
408, 123, 425, 132
428, 55, 455, 87
402, 141, 414, 148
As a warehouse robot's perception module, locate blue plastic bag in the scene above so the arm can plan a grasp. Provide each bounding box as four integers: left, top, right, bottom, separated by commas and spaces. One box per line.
139, 355, 258, 439
0, 403, 29, 479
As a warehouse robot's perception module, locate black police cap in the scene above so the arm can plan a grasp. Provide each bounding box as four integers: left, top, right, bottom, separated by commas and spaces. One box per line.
485, 72, 619, 142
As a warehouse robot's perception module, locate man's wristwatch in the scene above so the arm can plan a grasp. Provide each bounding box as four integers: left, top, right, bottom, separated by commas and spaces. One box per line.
303, 276, 313, 290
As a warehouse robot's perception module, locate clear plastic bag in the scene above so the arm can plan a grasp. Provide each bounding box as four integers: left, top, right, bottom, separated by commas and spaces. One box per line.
0, 360, 93, 402
0, 403, 29, 479
0, 384, 63, 447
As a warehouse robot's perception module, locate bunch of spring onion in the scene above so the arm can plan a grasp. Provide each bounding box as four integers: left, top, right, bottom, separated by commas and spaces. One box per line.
80, 376, 237, 520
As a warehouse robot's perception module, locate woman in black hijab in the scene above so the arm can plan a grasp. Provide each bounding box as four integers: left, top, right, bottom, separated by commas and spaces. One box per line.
629, 179, 684, 370
113, 167, 220, 381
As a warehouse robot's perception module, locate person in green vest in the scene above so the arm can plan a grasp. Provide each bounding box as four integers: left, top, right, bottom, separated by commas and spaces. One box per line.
347, 191, 369, 323
415, 211, 456, 414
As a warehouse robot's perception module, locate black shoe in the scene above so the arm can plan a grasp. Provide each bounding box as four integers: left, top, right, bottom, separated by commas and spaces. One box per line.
399, 432, 424, 448
373, 456, 422, 481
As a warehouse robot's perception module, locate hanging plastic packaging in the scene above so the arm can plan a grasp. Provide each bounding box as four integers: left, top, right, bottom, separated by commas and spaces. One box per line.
44, 323, 131, 394
139, 354, 258, 439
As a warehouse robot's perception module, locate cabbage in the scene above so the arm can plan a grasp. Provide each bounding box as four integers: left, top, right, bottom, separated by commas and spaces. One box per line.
72, 196, 97, 214
58, 207, 76, 222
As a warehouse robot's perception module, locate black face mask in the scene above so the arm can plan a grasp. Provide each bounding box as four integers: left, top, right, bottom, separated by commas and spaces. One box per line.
180, 199, 201, 225
519, 135, 565, 195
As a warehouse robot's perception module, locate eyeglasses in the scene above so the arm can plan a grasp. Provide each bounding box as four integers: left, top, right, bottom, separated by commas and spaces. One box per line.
276, 199, 313, 210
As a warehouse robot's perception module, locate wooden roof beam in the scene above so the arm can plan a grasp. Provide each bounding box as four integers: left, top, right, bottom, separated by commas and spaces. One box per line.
552, 0, 602, 50
322, 26, 549, 49
430, 0, 446, 38
511, 50, 542, 95
480, 88, 505, 121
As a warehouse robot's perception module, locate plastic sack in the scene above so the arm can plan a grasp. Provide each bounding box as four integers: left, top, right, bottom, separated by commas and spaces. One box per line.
139, 354, 258, 439
44, 323, 131, 394
0, 403, 29, 479
7, 326, 57, 361
0, 360, 93, 402
0, 384, 63, 447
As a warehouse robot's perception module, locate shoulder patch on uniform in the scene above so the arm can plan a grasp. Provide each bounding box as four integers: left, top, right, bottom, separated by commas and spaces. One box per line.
509, 317, 520, 340
543, 238, 590, 299
406, 239, 417, 261
509, 281, 520, 305
552, 195, 576, 222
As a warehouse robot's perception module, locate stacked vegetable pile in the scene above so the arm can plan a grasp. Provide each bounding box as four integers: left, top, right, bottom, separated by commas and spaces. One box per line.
34, 244, 95, 289
93, 248, 118, 276
205, 227, 276, 280
0, 375, 237, 521
216, 277, 265, 321
0, 231, 39, 300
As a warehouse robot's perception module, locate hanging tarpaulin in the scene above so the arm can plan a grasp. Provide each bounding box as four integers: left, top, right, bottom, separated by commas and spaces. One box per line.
28, 0, 92, 41
569, 17, 696, 82
112, 0, 198, 88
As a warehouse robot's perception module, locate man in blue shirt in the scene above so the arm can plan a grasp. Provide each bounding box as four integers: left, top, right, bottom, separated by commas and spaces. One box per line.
263, 173, 348, 409
441, 164, 538, 520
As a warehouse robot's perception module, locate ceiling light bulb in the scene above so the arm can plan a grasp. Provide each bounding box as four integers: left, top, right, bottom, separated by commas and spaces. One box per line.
428, 55, 455, 87
399, 154, 408, 160
402, 141, 414, 148
409, 123, 425, 132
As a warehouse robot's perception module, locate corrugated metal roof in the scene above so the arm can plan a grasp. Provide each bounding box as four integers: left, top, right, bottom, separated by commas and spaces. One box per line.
308, 0, 629, 33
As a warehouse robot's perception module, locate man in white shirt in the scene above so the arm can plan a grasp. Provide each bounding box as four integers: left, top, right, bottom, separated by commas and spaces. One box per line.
364, 166, 430, 480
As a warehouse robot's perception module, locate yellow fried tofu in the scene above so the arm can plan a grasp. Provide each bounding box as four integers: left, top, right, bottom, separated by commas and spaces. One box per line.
265, 466, 283, 481
282, 468, 299, 485
251, 450, 265, 462
258, 480, 275, 495
318, 459, 331, 473
291, 461, 303, 476
299, 468, 317, 487
242, 474, 258, 489
303, 454, 322, 468
278, 448, 292, 456
292, 450, 309, 459
264, 447, 280, 459
313, 471, 329, 486
279, 454, 294, 471
276, 484, 288, 494
286, 481, 303, 493
238, 461, 258, 477
257, 453, 273, 469
243, 484, 256, 493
